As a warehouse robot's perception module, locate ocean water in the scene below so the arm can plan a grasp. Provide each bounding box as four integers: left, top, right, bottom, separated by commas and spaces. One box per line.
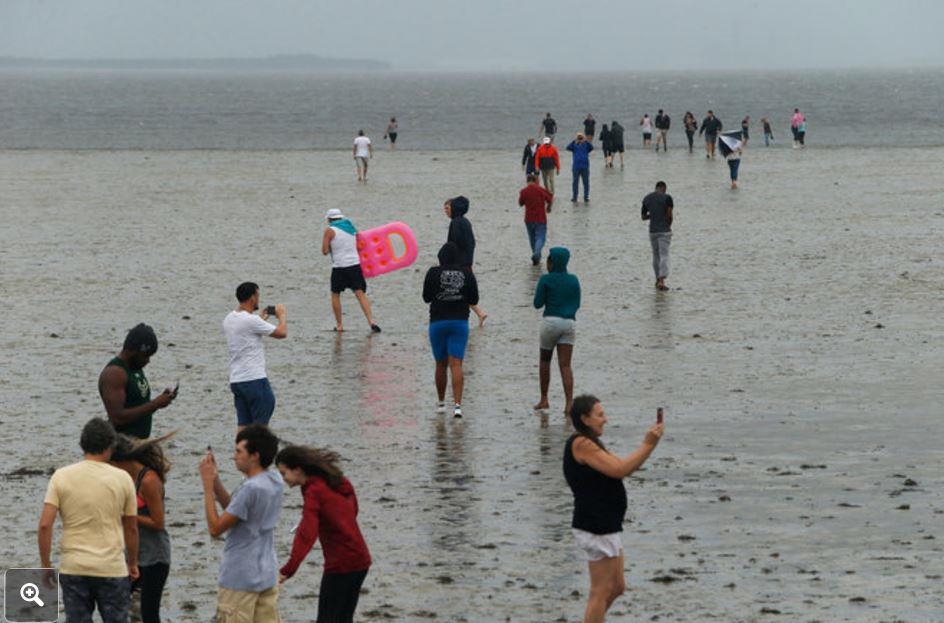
0, 70, 942, 622
1, 68, 943, 150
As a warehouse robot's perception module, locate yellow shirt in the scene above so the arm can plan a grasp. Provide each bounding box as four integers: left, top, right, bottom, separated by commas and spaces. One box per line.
44, 460, 137, 577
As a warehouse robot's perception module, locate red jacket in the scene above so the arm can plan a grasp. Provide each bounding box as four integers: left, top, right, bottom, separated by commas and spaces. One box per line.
534, 144, 560, 172
518, 183, 553, 223
280, 476, 371, 577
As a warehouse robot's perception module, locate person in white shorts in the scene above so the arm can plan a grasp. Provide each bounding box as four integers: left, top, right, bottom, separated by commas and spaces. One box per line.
563, 395, 663, 623
532, 247, 580, 416
352, 130, 373, 182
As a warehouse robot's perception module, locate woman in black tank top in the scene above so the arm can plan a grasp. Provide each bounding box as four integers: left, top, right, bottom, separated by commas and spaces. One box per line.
563, 395, 663, 623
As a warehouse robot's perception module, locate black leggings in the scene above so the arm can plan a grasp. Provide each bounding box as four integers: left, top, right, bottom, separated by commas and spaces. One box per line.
317, 569, 368, 623
134, 562, 170, 623
685, 130, 695, 149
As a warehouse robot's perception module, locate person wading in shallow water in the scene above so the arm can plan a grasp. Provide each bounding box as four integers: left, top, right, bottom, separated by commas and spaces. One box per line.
563, 395, 663, 623
533, 247, 581, 417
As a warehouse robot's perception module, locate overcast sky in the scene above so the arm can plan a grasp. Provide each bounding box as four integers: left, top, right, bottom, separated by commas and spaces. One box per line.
1, 0, 943, 71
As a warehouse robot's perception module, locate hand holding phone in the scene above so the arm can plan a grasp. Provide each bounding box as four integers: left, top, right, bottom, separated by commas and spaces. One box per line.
657, 407, 664, 424
265, 305, 277, 316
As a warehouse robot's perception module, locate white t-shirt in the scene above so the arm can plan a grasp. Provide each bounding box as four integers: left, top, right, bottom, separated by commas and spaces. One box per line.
223, 310, 276, 383
353, 136, 371, 158
641, 117, 652, 133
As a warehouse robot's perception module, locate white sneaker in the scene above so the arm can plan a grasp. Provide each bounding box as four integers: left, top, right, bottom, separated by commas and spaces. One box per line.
436, 401, 447, 414
453, 404, 463, 418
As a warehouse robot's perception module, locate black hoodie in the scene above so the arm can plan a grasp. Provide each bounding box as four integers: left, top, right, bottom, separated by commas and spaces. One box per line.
423, 242, 479, 321
446, 195, 476, 267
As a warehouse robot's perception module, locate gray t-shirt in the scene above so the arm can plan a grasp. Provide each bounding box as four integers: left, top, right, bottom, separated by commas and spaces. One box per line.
218, 470, 283, 592
642, 192, 674, 234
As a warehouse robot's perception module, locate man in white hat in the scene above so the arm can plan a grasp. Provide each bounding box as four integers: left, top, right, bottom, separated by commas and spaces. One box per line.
322, 209, 381, 332
534, 136, 560, 196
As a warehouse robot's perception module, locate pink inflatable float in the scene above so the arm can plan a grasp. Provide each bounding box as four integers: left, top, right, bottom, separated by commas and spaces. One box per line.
356, 221, 419, 278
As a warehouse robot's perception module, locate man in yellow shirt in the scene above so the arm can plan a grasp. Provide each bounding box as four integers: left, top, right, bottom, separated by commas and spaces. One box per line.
38, 417, 139, 623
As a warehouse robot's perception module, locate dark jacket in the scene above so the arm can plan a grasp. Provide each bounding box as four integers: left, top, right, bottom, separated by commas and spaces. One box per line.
534, 247, 581, 319
521, 142, 537, 172
700, 116, 722, 135
423, 242, 479, 321
446, 195, 475, 267
610, 122, 625, 146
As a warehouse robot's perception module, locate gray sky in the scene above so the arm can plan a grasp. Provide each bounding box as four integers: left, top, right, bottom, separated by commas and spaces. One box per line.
2, 0, 943, 71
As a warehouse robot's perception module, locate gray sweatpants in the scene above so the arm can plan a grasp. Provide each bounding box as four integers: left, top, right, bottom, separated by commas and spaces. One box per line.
650, 232, 672, 279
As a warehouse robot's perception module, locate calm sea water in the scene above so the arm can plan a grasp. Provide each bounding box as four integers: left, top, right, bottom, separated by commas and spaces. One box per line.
1, 68, 943, 149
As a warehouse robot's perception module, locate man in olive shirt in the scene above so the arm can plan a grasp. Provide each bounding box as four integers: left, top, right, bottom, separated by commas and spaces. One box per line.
98, 323, 176, 439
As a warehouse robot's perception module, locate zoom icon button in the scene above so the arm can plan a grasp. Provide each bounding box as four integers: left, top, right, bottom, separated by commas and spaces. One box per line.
4, 568, 58, 623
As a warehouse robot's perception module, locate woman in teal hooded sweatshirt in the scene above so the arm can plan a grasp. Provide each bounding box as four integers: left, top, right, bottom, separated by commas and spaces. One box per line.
533, 247, 581, 415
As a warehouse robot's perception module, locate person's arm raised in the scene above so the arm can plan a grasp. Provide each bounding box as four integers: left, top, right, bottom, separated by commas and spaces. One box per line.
573, 424, 663, 479
99, 366, 174, 427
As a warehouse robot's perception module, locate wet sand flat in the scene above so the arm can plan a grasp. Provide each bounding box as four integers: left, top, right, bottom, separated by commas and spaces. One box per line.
1, 146, 942, 621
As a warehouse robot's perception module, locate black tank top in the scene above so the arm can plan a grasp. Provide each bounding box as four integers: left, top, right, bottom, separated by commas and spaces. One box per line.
563, 434, 627, 534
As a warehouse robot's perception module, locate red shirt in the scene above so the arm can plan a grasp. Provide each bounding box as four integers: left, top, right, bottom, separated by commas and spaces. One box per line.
280, 476, 371, 577
518, 183, 553, 223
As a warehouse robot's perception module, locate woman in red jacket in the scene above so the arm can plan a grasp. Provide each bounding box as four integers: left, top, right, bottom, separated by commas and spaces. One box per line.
276, 445, 371, 623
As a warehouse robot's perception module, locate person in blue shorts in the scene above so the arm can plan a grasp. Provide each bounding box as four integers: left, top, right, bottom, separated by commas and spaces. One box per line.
422, 242, 479, 418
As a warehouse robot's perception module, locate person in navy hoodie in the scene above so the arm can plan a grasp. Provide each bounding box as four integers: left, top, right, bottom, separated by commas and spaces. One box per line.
444, 195, 487, 326
566, 133, 594, 204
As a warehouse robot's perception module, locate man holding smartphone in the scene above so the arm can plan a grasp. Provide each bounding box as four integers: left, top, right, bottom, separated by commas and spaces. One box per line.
223, 282, 287, 430
99, 323, 176, 439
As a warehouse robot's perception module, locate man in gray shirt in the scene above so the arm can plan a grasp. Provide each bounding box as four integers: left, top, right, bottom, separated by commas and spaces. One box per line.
199, 424, 283, 622
641, 181, 675, 291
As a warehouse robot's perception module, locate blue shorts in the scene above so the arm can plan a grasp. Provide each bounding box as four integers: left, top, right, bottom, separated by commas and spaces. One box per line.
230, 377, 276, 426
429, 319, 469, 361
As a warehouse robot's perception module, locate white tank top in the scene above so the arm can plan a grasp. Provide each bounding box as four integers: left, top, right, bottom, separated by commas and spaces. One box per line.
329, 226, 360, 268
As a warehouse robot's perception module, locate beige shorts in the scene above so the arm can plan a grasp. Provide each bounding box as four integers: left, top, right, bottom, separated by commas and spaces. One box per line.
572, 528, 622, 562
217, 586, 281, 623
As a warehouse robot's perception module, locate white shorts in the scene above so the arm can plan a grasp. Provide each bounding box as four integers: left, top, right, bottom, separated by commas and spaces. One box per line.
572, 529, 622, 562
539, 317, 575, 351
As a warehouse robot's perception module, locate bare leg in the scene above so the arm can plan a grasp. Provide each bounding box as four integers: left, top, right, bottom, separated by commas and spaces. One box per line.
556, 343, 574, 415
583, 552, 625, 623
353, 290, 376, 327
434, 360, 448, 402
448, 356, 464, 405
535, 348, 552, 409
330, 292, 343, 331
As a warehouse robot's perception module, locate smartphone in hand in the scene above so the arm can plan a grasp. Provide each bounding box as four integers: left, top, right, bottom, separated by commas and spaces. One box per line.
657, 407, 664, 424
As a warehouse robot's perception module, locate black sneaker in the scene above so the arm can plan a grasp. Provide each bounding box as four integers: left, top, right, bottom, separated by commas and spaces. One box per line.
371, 324, 382, 333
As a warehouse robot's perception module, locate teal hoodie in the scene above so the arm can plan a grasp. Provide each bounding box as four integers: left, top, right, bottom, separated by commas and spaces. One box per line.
533, 247, 581, 319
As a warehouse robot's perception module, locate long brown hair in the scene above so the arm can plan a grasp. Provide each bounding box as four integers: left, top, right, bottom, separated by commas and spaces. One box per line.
275, 445, 345, 489
569, 394, 606, 450
111, 431, 176, 483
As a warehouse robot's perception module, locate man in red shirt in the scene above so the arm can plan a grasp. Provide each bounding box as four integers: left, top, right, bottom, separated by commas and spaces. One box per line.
534, 137, 561, 196
518, 173, 554, 265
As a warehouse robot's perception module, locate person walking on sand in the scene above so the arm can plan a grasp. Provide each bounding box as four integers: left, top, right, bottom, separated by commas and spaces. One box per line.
761, 116, 774, 146
609, 120, 625, 169
540, 112, 558, 142
444, 195, 487, 326
521, 137, 538, 178
199, 424, 284, 623
599, 124, 613, 168
519, 173, 554, 265
699, 110, 722, 158
322, 209, 381, 334
741, 115, 751, 143
791, 108, 806, 148
110, 433, 174, 623
535, 136, 561, 196
352, 129, 372, 182
726, 142, 743, 189
641, 181, 674, 291
99, 323, 177, 440
639, 114, 653, 148
583, 114, 596, 141
276, 445, 372, 623
423, 242, 479, 418
683, 112, 698, 153
533, 247, 581, 416
38, 417, 140, 623
566, 133, 594, 204
654, 109, 671, 152
564, 395, 663, 623
223, 282, 287, 431
383, 117, 398, 150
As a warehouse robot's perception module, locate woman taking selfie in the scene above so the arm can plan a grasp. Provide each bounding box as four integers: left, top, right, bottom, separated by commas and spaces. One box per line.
276, 445, 371, 623
563, 395, 663, 623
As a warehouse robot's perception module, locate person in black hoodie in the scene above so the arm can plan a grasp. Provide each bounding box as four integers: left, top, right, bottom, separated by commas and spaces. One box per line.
423, 242, 479, 418
443, 195, 487, 326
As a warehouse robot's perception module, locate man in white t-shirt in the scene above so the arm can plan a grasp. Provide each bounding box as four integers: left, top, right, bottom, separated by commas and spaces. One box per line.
222, 282, 287, 431
352, 129, 373, 182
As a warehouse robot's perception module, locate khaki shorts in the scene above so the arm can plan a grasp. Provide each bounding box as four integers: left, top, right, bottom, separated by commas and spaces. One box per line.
216, 586, 281, 623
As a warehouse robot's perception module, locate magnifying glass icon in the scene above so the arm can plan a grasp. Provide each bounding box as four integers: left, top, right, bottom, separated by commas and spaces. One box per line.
20, 582, 45, 607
